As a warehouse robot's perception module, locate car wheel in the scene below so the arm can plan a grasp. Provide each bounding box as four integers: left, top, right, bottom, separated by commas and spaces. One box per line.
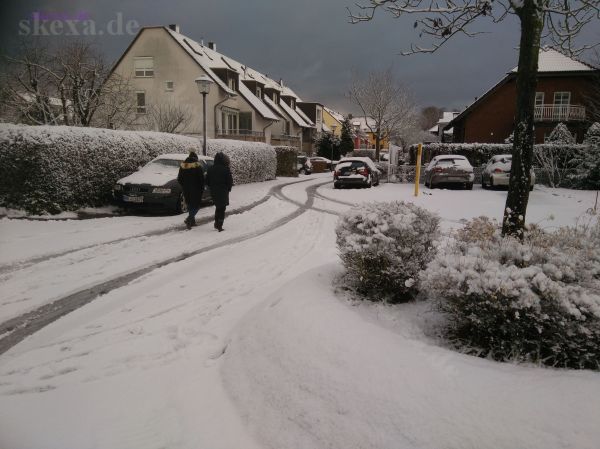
300, 168, 306, 175
366, 175, 373, 188
333, 183, 340, 189
176, 193, 188, 214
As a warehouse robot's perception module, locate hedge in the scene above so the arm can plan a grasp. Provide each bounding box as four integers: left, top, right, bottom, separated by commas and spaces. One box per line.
0, 124, 276, 214
274, 146, 298, 177
408, 142, 589, 167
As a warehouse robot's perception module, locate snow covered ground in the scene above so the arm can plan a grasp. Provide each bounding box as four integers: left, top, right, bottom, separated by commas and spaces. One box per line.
1, 176, 599, 449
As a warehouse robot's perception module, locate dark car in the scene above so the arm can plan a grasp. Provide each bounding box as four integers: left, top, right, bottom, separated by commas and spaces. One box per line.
333, 157, 380, 189
113, 153, 213, 213
298, 156, 313, 175
423, 155, 474, 190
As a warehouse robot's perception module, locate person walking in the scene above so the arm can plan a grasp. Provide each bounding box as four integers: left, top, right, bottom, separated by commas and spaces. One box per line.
177, 151, 205, 230
206, 152, 233, 232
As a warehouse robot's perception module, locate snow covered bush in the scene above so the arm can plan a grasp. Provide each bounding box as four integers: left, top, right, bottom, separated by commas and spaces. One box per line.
274, 146, 298, 177
422, 216, 600, 370
547, 122, 576, 144
0, 124, 278, 213
0, 124, 200, 214
336, 201, 440, 302
207, 139, 276, 185
570, 123, 600, 189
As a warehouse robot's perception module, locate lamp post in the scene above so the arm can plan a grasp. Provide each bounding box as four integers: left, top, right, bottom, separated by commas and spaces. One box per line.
194, 75, 214, 156
330, 124, 338, 163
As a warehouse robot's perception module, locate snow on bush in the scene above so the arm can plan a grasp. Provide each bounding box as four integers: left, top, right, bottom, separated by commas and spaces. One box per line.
336, 201, 440, 302
0, 124, 278, 214
274, 146, 298, 177
421, 215, 600, 370
585, 122, 600, 146
207, 139, 276, 185
547, 122, 576, 144
0, 124, 199, 214
569, 123, 600, 189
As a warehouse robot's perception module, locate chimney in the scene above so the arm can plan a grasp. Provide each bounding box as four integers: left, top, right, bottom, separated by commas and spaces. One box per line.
168, 24, 180, 33
208, 42, 216, 51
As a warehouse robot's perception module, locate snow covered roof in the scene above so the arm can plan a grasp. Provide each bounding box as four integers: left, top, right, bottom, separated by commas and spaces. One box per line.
351, 116, 376, 132
162, 26, 312, 118
279, 100, 313, 128
295, 107, 314, 126
237, 82, 280, 121
263, 96, 287, 119
510, 47, 594, 73
323, 106, 345, 123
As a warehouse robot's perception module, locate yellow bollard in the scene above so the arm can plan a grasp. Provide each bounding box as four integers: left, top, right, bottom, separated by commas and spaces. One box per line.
414, 143, 422, 197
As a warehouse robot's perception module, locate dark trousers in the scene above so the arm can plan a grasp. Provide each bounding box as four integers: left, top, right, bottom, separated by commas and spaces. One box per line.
215, 206, 226, 228
187, 205, 200, 222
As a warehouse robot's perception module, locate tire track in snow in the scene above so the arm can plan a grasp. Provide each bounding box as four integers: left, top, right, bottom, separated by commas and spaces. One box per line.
0, 179, 330, 356
0, 178, 314, 277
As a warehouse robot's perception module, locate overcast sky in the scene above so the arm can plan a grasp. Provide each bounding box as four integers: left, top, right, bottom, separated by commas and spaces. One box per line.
2, 0, 598, 115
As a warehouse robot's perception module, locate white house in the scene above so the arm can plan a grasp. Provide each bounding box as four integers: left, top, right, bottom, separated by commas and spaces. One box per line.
110, 24, 315, 150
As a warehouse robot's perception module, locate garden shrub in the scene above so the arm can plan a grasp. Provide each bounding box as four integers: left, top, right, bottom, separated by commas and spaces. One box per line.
336, 201, 440, 302
274, 146, 298, 177
0, 124, 277, 214
421, 215, 600, 370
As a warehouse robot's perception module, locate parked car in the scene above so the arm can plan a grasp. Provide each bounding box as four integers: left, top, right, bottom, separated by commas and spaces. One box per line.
481, 154, 535, 190
310, 156, 333, 170
424, 155, 474, 190
113, 153, 213, 213
333, 157, 380, 189
298, 156, 313, 175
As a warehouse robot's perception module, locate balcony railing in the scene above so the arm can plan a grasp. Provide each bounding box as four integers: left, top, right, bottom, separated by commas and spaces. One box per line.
534, 104, 586, 122
216, 129, 265, 142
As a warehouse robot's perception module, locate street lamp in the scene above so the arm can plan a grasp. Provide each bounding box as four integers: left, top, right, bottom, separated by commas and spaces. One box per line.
330, 124, 338, 163
195, 75, 214, 156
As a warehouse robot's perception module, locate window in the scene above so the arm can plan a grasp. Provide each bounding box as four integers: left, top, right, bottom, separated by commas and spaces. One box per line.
136, 91, 146, 114
239, 112, 252, 132
554, 91, 571, 105
535, 92, 544, 106
553, 92, 571, 120
316, 108, 322, 122
165, 81, 174, 91
221, 107, 239, 134
285, 121, 291, 135
228, 76, 236, 91
256, 86, 262, 99
134, 57, 154, 77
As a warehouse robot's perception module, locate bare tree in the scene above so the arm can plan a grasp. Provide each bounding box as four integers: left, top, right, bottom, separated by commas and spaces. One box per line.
144, 102, 192, 133
584, 50, 600, 122
348, 0, 600, 237
1, 40, 135, 129
420, 105, 444, 131
348, 68, 418, 160
1, 40, 65, 125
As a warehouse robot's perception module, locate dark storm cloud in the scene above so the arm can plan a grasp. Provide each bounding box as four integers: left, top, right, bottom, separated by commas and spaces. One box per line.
1, 0, 597, 115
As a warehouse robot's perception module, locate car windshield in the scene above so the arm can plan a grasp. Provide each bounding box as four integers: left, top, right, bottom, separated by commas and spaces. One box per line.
149, 159, 181, 168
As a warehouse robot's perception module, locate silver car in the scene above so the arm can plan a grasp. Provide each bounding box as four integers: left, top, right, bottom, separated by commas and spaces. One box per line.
481, 154, 535, 189
424, 155, 474, 190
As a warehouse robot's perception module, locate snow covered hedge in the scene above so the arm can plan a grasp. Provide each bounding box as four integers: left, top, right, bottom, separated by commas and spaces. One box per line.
207, 139, 276, 185
422, 216, 600, 370
274, 146, 298, 177
0, 124, 200, 214
336, 201, 440, 302
0, 124, 278, 214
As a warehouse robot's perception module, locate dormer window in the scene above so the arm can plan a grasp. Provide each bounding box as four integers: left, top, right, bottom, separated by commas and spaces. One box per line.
228, 76, 236, 91
256, 86, 262, 98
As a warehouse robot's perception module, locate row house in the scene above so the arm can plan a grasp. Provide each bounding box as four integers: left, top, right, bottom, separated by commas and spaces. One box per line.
447, 48, 599, 144
110, 24, 317, 151
351, 116, 390, 151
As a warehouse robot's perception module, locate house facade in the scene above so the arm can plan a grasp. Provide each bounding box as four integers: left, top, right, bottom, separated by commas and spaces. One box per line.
110, 25, 315, 148
351, 116, 390, 150
322, 106, 344, 137
448, 48, 599, 144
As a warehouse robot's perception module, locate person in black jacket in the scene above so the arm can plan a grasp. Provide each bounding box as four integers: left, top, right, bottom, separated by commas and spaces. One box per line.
206, 152, 233, 232
177, 151, 204, 230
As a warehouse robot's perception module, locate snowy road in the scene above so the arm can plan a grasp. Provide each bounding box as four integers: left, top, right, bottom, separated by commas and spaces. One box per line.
1, 178, 599, 449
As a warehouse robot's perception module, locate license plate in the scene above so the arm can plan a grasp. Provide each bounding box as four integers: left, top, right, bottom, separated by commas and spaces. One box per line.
123, 195, 143, 203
